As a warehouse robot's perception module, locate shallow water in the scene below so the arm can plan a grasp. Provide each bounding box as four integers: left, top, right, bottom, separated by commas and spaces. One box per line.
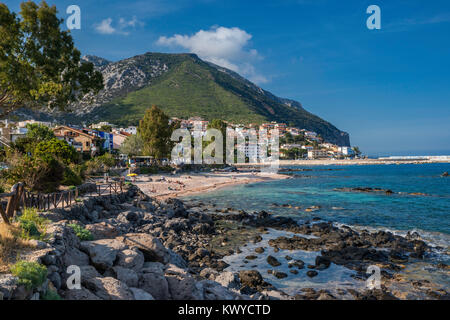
185, 163, 450, 294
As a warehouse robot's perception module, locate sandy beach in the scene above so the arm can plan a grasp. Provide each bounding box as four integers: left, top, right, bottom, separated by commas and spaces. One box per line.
134, 171, 289, 200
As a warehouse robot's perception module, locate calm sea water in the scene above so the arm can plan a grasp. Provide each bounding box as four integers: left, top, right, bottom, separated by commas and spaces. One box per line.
186, 163, 450, 246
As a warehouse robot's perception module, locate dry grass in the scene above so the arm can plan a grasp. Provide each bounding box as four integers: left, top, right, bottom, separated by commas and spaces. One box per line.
0, 222, 34, 273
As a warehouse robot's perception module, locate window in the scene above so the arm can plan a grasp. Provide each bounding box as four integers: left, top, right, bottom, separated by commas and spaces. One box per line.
86, 141, 89, 147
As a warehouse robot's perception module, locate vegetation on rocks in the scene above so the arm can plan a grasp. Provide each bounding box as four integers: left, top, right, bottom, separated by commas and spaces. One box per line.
10, 261, 47, 290
17, 208, 48, 241
69, 223, 94, 241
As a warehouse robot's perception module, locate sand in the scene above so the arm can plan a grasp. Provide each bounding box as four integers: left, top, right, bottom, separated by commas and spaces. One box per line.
134, 171, 289, 200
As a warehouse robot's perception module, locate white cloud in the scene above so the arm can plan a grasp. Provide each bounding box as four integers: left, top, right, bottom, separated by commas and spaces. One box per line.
157, 26, 268, 84
95, 17, 143, 35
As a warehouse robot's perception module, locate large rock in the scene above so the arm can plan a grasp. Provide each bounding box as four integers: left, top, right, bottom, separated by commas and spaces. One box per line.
117, 233, 169, 263
86, 222, 120, 240
0, 275, 18, 300
165, 265, 202, 300
116, 249, 145, 272
80, 239, 128, 270
107, 266, 139, 288
239, 270, 264, 289
62, 287, 101, 300
196, 280, 241, 300
62, 247, 90, 267
215, 272, 240, 290
138, 271, 170, 300
84, 277, 133, 300
130, 287, 155, 300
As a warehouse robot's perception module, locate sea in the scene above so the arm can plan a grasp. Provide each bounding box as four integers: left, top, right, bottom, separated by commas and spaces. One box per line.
184, 163, 450, 295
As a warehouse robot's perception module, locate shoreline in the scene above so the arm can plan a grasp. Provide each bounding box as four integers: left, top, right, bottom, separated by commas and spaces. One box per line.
134, 171, 290, 200
237, 159, 450, 166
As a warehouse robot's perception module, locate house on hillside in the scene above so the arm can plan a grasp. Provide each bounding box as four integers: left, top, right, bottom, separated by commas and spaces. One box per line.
53, 125, 99, 153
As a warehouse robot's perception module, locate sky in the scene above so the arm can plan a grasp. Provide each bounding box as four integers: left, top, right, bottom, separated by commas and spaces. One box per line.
4, 0, 450, 156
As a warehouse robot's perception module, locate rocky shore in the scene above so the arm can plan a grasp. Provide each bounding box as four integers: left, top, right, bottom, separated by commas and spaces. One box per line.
1, 184, 449, 300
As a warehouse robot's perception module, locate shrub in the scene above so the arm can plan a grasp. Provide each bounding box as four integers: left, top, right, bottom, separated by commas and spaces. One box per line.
0, 223, 31, 270
10, 261, 47, 290
69, 224, 93, 241
17, 208, 48, 240
40, 289, 62, 300
34, 138, 78, 165
61, 166, 83, 186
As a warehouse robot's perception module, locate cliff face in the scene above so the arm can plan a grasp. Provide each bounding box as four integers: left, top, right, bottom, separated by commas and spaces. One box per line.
22, 52, 351, 146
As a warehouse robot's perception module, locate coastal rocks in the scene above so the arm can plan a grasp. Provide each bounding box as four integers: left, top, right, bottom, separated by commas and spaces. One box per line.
267, 256, 281, 267
288, 259, 305, 269
116, 249, 145, 272
165, 265, 202, 300
273, 271, 288, 279
62, 287, 101, 300
306, 270, 318, 278
129, 287, 155, 300
117, 233, 168, 263
0, 275, 18, 300
214, 271, 240, 290
84, 277, 133, 300
255, 247, 265, 254
80, 239, 127, 270
105, 266, 139, 287
305, 206, 320, 212
196, 280, 241, 300
85, 222, 120, 240
441, 172, 449, 177
138, 270, 171, 300
239, 270, 265, 289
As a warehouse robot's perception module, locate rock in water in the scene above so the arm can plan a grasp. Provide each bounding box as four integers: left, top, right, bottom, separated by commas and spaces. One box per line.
267, 255, 281, 267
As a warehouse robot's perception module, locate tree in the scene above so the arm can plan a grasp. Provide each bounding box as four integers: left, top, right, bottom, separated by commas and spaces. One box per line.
0, 1, 103, 118
352, 146, 362, 157
99, 125, 112, 133
34, 138, 78, 164
138, 106, 174, 159
120, 134, 143, 156
25, 123, 55, 142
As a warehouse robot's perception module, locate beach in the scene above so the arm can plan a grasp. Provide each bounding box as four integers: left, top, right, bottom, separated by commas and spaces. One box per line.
133, 171, 290, 200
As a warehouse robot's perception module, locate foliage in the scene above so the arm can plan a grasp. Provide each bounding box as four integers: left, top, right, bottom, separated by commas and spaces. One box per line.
120, 134, 143, 156
34, 138, 78, 165
84, 153, 117, 175
280, 147, 306, 160
68, 223, 93, 241
3, 154, 64, 192
61, 168, 82, 186
17, 208, 48, 240
10, 260, 47, 290
0, 1, 103, 118
25, 124, 55, 142
138, 105, 174, 159
40, 288, 62, 300
99, 125, 112, 132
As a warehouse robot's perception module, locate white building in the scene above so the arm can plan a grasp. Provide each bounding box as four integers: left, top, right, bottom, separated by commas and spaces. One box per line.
338, 146, 354, 156
307, 149, 328, 159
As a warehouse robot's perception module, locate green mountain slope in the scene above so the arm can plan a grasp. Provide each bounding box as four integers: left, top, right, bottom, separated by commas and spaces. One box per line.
76, 52, 350, 146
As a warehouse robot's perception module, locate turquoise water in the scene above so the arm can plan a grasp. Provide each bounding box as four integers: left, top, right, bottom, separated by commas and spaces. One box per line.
187, 164, 450, 246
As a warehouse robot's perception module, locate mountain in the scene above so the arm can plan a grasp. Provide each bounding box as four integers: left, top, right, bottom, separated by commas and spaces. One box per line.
27, 52, 351, 146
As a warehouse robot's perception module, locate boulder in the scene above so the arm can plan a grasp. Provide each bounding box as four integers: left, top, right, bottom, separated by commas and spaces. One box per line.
62, 247, 90, 267
84, 277, 133, 300
117, 233, 169, 263
138, 271, 170, 300
116, 249, 145, 272
196, 280, 241, 300
62, 287, 101, 300
86, 222, 120, 240
267, 255, 281, 267
107, 266, 139, 288
80, 239, 128, 270
0, 275, 18, 300
239, 270, 264, 289
165, 264, 202, 300
214, 271, 240, 290
129, 287, 155, 300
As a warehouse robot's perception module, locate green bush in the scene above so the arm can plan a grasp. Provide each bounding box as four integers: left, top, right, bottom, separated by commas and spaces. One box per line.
10, 261, 47, 290
61, 166, 83, 186
17, 208, 48, 240
69, 224, 93, 241
40, 289, 62, 300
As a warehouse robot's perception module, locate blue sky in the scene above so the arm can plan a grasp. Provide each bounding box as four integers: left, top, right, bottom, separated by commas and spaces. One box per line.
4, 0, 450, 155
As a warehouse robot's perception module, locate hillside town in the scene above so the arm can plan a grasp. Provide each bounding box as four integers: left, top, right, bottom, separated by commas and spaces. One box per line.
0, 118, 358, 162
